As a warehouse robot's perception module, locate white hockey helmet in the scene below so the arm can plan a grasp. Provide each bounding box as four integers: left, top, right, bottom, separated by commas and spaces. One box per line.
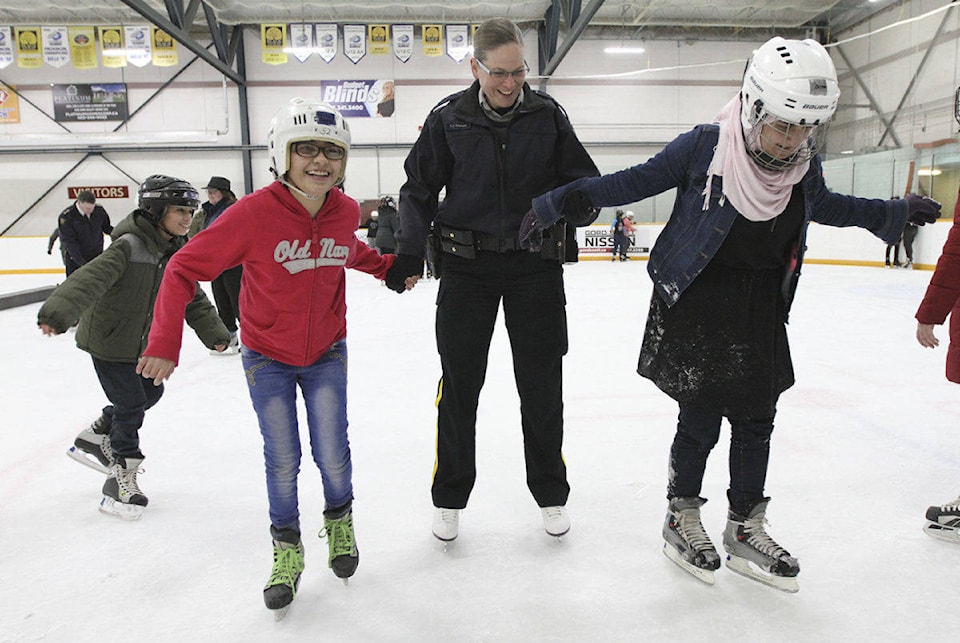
267, 98, 351, 183
740, 37, 840, 169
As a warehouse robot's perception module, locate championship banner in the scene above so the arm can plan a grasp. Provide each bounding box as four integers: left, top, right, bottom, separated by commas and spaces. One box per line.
100, 27, 126, 68
151, 27, 177, 66
42, 26, 69, 68
0, 81, 20, 124
368, 24, 389, 55
316, 24, 337, 63
288, 23, 314, 62
321, 79, 393, 118
392, 25, 412, 63
52, 83, 128, 122
343, 25, 365, 64
422, 25, 442, 57
261, 24, 287, 65
0, 27, 14, 69
446, 25, 469, 63
123, 26, 151, 67
15, 27, 42, 69
68, 26, 97, 69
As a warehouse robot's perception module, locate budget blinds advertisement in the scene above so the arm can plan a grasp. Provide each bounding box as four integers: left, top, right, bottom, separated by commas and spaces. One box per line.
320, 80, 394, 118
52, 83, 128, 122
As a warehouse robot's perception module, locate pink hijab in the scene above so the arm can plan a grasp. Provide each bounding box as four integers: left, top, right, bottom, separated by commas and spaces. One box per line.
703, 96, 809, 222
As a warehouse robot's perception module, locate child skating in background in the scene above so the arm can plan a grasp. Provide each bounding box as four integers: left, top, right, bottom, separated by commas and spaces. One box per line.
136, 99, 418, 616
915, 183, 960, 542
38, 175, 230, 520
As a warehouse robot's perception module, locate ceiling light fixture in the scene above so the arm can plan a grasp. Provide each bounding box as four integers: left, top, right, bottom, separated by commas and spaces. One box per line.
604, 46, 646, 54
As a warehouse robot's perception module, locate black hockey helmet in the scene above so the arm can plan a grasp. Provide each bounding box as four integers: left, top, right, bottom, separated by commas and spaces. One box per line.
137, 174, 200, 224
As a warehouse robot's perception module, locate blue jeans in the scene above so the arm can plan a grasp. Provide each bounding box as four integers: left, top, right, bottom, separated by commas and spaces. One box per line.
667, 403, 775, 514
242, 341, 353, 536
91, 356, 164, 459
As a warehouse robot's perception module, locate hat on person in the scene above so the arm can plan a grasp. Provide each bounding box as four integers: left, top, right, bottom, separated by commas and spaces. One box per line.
202, 176, 231, 192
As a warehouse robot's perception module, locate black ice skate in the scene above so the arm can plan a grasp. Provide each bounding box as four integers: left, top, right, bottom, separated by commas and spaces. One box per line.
321, 504, 358, 584
722, 498, 799, 593
662, 496, 721, 585
924, 496, 960, 543
264, 533, 304, 620
99, 456, 147, 520
67, 413, 115, 474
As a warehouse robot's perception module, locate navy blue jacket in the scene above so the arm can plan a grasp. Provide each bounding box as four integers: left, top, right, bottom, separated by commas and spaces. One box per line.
397, 80, 598, 255
534, 124, 909, 312
58, 203, 113, 267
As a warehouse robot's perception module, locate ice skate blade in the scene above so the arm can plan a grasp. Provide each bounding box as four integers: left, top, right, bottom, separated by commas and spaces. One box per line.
923, 521, 960, 543
66, 446, 110, 474
662, 542, 716, 586
725, 554, 798, 593
272, 606, 290, 621
98, 496, 144, 521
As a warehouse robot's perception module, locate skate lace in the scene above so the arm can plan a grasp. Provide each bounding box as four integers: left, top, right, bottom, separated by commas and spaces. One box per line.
678, 511, 714, 553
117, 464, 145, 497
321, 515, 356, 558
938, 497, 960, 512
269, 545, 304, 587
437, 508, 459, 525
741, 516, 788, 558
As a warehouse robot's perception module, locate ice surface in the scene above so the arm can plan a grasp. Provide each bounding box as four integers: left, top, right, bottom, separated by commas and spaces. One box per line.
2, 262, 958, 641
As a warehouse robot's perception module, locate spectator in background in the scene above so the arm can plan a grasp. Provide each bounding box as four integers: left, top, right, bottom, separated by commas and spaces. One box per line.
58, 190, 113, 276
902, 219, 919, 269
189, 176, 241, 353
374, 195, 399, 255
366, 211, 380, 248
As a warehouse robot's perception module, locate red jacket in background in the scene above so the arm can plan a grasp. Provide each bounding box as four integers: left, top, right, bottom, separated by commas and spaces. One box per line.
916, 187, 960, 383
144, 181, 395, 367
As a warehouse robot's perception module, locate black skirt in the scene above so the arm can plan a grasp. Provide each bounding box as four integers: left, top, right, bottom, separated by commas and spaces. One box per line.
638, 262, 794, 417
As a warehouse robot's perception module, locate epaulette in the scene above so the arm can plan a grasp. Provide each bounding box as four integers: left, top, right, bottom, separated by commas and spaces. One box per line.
429, 89, 467, 115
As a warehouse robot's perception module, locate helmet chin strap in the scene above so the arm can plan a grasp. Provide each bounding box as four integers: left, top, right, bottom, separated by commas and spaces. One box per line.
280, 176, 324, 201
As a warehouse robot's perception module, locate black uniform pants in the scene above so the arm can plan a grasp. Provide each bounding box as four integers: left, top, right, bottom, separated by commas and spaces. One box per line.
432, 251, 570, 509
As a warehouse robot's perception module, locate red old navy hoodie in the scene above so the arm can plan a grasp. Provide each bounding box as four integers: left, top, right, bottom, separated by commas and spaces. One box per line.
144, 181, 395, 367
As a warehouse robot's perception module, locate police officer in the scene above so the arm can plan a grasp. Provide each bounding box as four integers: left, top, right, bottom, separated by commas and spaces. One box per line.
385, 17, 599, 543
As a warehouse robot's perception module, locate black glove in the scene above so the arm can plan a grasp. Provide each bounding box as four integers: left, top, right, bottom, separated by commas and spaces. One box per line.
905, 193, 941, 225
519, 209, 545, 252
384, 254, 423, 293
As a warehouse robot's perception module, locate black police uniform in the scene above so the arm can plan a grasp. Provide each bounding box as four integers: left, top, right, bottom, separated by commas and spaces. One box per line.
396, 80, 599, 510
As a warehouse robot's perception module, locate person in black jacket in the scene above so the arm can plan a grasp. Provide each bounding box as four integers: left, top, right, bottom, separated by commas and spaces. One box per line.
385, 17, 599, 543
57, 190, 113, 276
188, 176, 241, 353
374, 195, 399, 255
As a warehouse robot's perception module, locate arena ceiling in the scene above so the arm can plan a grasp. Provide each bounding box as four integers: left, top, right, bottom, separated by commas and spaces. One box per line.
0, 0, 903, 39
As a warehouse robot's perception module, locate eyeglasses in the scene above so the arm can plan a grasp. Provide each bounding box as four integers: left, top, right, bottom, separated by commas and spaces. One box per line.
292, 141, 346, 161
475, 58, 529, 81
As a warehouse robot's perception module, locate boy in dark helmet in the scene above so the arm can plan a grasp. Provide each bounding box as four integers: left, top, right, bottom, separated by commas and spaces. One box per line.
38, 174, 231, 520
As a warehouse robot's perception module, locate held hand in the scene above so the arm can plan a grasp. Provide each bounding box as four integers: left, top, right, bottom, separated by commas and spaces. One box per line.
213, 344, 227, 353
905, 193, 941, 225
916, 322, 939, 349
519, 209, 545, 252
385, 254, 424, 293
136, 355, 176, 386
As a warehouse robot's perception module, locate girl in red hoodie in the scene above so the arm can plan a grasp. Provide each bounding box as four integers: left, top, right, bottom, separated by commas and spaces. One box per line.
916, 185, 960, 543
137, 99, 417, 615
